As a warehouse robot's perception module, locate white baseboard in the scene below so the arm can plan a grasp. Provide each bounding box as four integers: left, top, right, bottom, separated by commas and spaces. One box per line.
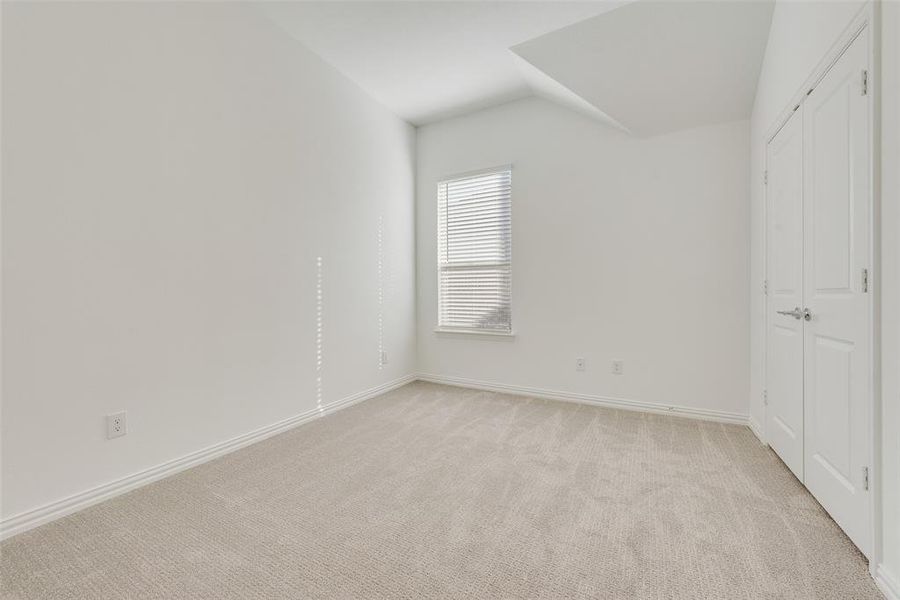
877, 564, 900, 600
748, 416, 767, 445
416, 373, 750, 426
0, 374, 416, 541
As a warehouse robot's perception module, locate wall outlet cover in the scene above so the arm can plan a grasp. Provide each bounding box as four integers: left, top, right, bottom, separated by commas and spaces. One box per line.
107, 412, 127, 439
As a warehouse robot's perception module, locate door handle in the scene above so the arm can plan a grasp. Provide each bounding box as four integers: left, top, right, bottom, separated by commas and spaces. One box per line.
801, 308, 812, 321
777, 307, 803, 320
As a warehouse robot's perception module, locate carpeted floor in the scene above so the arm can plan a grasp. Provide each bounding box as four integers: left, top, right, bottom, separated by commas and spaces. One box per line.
0, 382, 883, 599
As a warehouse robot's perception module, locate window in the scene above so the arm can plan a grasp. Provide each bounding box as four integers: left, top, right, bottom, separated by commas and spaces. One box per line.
437, 166, 512, 334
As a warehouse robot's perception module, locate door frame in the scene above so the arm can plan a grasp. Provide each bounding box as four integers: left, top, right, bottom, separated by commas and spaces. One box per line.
760, 1, 880, 565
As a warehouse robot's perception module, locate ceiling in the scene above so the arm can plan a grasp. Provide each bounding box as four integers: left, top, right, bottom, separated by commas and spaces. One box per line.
260, 1, 621, 125
513, 1, 775, 136
261, 0, 774, 136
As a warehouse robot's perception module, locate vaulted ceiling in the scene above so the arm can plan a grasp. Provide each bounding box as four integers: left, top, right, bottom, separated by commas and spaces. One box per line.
262, 0, 774, 136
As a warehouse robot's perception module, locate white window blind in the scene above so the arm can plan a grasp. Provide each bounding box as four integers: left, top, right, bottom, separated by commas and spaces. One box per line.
437, 167, 512, 333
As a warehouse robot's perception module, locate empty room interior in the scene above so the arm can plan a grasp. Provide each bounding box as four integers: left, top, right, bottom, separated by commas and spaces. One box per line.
2, 0, 900, 598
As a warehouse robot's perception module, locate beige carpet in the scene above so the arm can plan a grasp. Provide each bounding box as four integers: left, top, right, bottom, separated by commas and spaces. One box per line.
0, 382, 882, 599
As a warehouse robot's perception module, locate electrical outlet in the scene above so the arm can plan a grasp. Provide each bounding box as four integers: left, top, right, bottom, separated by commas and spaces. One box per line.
575, 358, 585, 372
611, 360, 624, 375
380, 350, 388, 365
107, 411, 127, 439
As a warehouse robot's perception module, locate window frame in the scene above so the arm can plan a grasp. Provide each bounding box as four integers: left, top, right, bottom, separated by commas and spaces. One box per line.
435, 164, 514, 337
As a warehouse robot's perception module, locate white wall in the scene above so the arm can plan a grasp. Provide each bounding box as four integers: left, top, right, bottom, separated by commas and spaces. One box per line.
416, 97, 750, 419
1, 2, 416, 523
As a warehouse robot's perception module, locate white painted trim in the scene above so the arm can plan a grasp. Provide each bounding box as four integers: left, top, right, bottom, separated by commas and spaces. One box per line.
439, 163, 513, 184
433, 328, 516, 339
416, 374, 750, 426
0, 374, 416, 541
748, 416, 767, 445
762, 3, 873, 147
876, 564, 900, 600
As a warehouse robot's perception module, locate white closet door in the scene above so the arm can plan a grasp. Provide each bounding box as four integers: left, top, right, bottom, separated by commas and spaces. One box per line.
802, 29, 871, 557
765, 107, 805, 479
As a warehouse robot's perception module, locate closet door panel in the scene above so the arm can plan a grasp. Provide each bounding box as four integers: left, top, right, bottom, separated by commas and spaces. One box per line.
802, 28, 871, 558
765, 107, 805, 479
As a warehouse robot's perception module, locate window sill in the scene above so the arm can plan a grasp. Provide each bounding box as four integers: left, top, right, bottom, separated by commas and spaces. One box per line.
433, 328, 516, 339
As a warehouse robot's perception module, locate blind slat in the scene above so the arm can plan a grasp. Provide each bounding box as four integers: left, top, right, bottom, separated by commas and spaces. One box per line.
438, 168, 512, 333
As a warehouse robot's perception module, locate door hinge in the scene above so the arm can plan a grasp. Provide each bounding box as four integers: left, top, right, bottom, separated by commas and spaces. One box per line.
764, 170, 768, 185
862, 268, 869, 293
763, 390, 768, 406
763, 279, 768, 296
862, 466, 869, 491
862, 70, 868, 96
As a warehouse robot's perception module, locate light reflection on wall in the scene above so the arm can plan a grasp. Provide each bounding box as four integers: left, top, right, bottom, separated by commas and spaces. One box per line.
316, 256, 324, 412
378, 217, 384, 370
